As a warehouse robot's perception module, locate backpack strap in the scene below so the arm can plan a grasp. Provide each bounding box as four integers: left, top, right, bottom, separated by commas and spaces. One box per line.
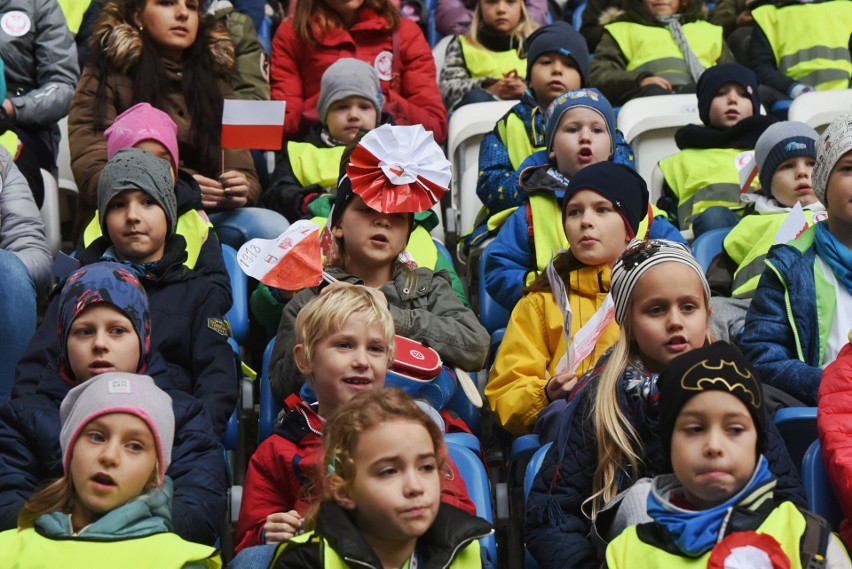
799, 509, 830, 569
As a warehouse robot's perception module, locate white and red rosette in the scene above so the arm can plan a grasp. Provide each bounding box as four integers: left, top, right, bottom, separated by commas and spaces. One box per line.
707, 531, 791, 569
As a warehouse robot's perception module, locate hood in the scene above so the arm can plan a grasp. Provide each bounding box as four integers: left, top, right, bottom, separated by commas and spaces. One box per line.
273, 394, 324, 443
175, 171, 204, 215
740, 192, 826, 214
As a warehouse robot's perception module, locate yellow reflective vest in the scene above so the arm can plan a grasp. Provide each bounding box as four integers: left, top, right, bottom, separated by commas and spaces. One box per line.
57, 0, 92, 35
287, 142, 345, 189
458, 35, 526, 80
0, 131, 20, 159
494, 108, 545, 172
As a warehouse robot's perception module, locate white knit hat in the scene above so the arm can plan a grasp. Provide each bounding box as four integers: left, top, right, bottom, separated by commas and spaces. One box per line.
813, 114, 852, 206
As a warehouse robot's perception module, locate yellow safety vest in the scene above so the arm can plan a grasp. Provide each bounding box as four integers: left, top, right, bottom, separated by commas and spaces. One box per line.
0, 131, 20, 159
752, 1, 852, 91
605, 21, 725, 87
287, 142, 345, 189
57, 0, 92, 35
659, 147, 746, 229
494, 109, 545, 171
458, 35, 526, 80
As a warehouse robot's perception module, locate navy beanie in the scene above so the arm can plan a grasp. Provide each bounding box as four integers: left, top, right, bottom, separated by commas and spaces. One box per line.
754, 121, 818, 195
697, 64, 760, 126
545, 88, 616, 155
563, 162, 649, 238
524, 21, 590, 86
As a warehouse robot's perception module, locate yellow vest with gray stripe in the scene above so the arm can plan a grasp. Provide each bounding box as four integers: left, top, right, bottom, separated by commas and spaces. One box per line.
605, 21, 725, 88
458, 35, 526, 80
287, 142, 345, 189
659, 147, 745, 229
751, 1, 852, 91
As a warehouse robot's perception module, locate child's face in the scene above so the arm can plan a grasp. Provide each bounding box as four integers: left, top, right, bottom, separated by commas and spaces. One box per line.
67, 304, 141, 383
549, 107, 611, 178
827, 152, 852, 229
480, 0, 522, 33
528, 53, 582, 110
707, 82, 754, 129
134, 0, 199, 60
562, 189, 630, 266
670, 391, 758, 509
643, 0, 679, 17
69, 413, 158, 529
629, 262, 708, 372
332, 195, 409, 275
295, 311, 389, 418
105, 189, 168, 265
770, 156, 817, 208
335, 419, 441, 553
326, 96, 378, 144
134, 140, 177, 182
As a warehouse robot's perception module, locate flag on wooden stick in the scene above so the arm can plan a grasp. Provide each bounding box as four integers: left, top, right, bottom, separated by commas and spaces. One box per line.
221, 100, 286, 150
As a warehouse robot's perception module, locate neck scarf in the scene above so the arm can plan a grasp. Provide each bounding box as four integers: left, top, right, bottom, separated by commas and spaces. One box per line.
815, 221, 852, 294
657, 15, 705, 83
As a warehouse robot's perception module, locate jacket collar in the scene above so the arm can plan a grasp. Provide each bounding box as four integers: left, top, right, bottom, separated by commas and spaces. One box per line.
273, 394, 324, 442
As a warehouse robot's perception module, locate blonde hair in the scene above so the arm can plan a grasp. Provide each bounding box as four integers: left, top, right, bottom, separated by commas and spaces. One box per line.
468, 0, 537, 51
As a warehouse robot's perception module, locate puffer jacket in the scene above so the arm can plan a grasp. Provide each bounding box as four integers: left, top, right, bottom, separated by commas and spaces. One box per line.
269, 265, 489, 404
210, 0, 269, 101
524, 351, 807, 569
270, 8, 447, 142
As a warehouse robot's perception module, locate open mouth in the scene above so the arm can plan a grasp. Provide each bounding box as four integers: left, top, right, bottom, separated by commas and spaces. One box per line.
370, 234, 389, 244
343, 377, 372, 386
92, 473, 116, 487
89, 360, 114, 372
666, 335, 688, 347
578, 148, 594, 162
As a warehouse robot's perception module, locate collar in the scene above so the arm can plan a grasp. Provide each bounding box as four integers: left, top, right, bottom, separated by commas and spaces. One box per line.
675, 115, 778, 150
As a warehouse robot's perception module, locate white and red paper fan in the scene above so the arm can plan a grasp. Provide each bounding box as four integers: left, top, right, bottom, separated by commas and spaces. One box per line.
347, 124, 451, 213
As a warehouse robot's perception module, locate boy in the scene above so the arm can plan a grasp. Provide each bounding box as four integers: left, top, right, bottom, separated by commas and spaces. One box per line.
15, 149, 236, 435
235, 286, 475, 552
605, 342, 850, 568
740, 114, 852, 406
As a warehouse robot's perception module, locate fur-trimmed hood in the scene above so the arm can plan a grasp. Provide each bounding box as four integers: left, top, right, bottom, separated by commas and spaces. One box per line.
91, 1, 235, 74
599, 0, 709, 26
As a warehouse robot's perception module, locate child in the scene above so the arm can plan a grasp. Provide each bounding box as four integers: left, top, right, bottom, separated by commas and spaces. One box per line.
740, 114, 852, 406
606, 342, 851, 568
484, 89, 683, 311
15, 148, 236, 435
485, 161, 647, 435
0, 262, 226, 545
524, 240, 807, 569
435, 0, 549, 36
658, 64, 777, 235
589, 0, 734, 106
0, 372, 221, 568
235, 286, 475, 552
267, 126, 490, 404
439, 0, 537, 111
268, 388, 492, 568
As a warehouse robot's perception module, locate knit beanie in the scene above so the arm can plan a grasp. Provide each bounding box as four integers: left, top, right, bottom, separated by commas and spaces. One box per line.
58, 262, 152, 380
696, 64, 760, 127
545, 88, 615, 155
657, 342, 766, 459
60, 372, 174, 484
754, 121, 818, 195
317, 58, 384, 124
813, 114, 852, 206
104, 102, 180, 168
563, 162, 648, 241
523, 21, 590, 86
610, 239, 709, 326
98, 148, 178, 239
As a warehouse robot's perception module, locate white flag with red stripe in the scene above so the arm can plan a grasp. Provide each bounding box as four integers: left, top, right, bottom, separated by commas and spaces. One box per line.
221, 100, 286, 150
237, 220, 323, 290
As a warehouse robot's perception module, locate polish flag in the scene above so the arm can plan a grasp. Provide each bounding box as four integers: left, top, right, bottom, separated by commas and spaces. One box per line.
221, 100, 286, 150
237, 220, 323, 290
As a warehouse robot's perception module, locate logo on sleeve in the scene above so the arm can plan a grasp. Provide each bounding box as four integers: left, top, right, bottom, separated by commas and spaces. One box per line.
207, 318, 231, 337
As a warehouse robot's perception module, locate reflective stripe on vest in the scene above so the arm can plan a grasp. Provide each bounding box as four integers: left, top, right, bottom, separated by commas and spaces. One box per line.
57, 0, 93, 34
494, 110, 545, 171
287, 142, 345, 189
458, 35, 526, 80
659, 148, 745, 229
605, 21, 725, 87
752, 2, 852, 91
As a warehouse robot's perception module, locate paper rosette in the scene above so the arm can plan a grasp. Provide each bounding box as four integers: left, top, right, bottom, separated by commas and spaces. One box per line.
347, 124, 451, 213
707, 531, 790, 569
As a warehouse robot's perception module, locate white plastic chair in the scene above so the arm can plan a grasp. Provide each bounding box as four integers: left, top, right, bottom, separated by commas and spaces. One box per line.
40, 169, 61, 255
432, 35, 453, 85
57, 116, 77, 194
789, 89, 852, 133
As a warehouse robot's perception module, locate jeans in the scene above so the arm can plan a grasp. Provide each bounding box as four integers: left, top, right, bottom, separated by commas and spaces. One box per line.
227, 544, 276, 569
0, 251, 37, 404
210, 207, 290, 250
692, 206, 741, 238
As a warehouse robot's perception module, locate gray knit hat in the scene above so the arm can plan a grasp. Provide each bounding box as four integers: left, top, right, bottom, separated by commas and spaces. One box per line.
754, 121, 818, 196
317, 58, 384, 124
814, 114, 852, 206
97, 148, 177, 239
60, 372, 174, 484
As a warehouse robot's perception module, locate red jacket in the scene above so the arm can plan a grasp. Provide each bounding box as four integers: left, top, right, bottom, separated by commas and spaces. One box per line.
817, 342, 852, 548
269, 9, 447, 142
234, 394, 476, 552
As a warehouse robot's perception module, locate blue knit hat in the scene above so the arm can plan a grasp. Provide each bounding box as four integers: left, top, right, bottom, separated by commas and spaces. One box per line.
545, 88, 615, 155
563, 162, 648, 239
754, 121, 818, 196
523, 21, 590, 86
697, 64, 760, 127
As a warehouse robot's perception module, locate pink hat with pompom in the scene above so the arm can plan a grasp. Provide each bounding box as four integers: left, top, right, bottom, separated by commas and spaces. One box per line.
105, 103, 180, 169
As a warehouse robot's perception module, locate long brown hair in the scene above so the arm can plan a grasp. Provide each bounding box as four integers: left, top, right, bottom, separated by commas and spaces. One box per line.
293, 0, 401, 42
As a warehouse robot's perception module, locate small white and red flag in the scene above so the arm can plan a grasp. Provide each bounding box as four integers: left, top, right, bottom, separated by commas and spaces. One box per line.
221, 100, 286, 150
237, 220, 323, 290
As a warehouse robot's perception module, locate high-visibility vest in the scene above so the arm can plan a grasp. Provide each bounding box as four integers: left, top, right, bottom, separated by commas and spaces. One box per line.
0, 131, 20, 159
458, 35, 526, 80
287, 142, 345, 189
57, 0, 92, 34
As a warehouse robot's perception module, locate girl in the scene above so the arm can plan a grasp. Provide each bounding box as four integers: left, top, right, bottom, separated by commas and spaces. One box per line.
268, 126, 490, 404
439, 0, 537, 111
270, 0, 448, 142
0, 373, 220, 568
485, 161, 649, 436
269, 388, 492, 568
524, 239, 808, 569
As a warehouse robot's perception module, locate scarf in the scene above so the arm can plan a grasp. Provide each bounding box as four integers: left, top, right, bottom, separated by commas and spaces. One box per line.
675, 115, 778, 150
814, 221, 852, 294
100, 247, 159, 278
476, 22, 522, 53
657, 15, 704, 83
619, 356, 661, 430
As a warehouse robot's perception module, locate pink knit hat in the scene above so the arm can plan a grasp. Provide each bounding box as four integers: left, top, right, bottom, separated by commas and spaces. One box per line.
105, 103, 180, 169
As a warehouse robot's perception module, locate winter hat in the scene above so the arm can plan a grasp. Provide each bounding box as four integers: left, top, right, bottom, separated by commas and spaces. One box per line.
657, 342, 766, 459
813, 114, 852, 206
104, 103, 180, 168
317, 58, 384, 124
611, 239, 709, 326
523, 21, 590, 86
563, 162, 648, 241
60, 372, 174, 484
98, 148, 178, 239
545, 88, 615, 155
58, 262, 152, 380
696, 64, 760, 127
754, 121, 818, 195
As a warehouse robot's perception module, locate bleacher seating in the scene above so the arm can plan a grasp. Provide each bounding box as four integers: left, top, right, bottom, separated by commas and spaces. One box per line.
788, 89, 852, 133
222, 244, 250, 347
774, 406, 818, 471
691, 226, 731, 273
802, 440, 843, 530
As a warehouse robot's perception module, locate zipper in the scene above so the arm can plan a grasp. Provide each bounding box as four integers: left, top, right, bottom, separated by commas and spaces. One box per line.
440, 528, 495, 569
766, 261, 804, 361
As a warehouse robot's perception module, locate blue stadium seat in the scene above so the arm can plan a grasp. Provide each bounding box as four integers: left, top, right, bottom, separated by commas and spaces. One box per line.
691, 226, 731, 273
222, 244, 250, 346
523, 442, 553, 569
479, 243, 512, 335
571, 1, 586, 30
445, 431, 482, 456
446, 441, 498, 569
802, 440, 843, 530
774, 407, 818, 470
259, 338, 281, 445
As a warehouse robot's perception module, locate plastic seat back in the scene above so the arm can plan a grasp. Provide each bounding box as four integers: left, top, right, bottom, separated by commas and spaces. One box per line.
259, 338, 281, 445
774, 407, 818, 470
802, 440, 843, 530
479, 242, 512, 335
789, 89, 852, 133
222, 244, 249, 346
39, 170, 61, 255
691, 226, 731, 273
523, 441, 553, 569
446, 441, 498, 569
